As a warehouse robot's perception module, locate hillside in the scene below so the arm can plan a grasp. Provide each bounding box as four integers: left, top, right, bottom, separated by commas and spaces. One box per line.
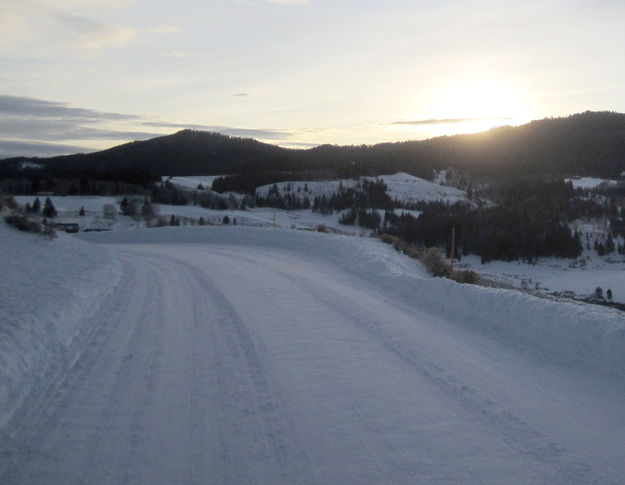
3, 112, 625, 186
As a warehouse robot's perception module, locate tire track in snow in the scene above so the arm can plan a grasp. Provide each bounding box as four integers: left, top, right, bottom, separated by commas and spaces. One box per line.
289, 268, 599, 484
171, 253, 319, 485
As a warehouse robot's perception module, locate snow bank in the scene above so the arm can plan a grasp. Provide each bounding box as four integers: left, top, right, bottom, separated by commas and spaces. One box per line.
80, 225, 625, 382
0, 221, 121, 430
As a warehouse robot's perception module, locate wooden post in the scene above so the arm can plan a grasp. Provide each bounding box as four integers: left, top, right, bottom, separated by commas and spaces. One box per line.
450, 226, 456, 272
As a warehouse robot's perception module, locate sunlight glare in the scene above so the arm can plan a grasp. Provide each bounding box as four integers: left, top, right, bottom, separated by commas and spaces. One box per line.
399, 77, 534, 138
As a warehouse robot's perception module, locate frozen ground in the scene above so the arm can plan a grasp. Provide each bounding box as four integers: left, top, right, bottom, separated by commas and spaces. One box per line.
2, 223, 625, 484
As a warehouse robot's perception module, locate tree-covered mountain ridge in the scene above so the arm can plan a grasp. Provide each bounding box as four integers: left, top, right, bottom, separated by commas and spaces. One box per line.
3, 111, 625, 181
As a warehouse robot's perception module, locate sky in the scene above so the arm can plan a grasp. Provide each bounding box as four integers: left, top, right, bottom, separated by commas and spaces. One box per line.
1, 0, 625, 158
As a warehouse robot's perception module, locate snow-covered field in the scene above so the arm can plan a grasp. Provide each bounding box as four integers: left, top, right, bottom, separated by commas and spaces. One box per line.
167, 175, 222, 190
3, 221, 625, 483
565, 177, 618, 189
255, 172, 468, 205
460, 252, 625, 303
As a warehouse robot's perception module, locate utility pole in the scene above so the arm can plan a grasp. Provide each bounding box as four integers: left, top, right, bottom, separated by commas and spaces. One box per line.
450, 226, 456, 272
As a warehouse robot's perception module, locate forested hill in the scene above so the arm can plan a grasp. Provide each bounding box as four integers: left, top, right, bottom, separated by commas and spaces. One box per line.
417, 111, 625, 176
2, 111, 625, 183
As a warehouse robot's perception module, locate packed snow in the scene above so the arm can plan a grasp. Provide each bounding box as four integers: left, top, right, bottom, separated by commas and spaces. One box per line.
3, 222, 625, 483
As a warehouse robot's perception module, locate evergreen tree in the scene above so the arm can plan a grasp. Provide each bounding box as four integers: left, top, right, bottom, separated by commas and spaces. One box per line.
31, 197, 41, 214
42, 197, 57, 218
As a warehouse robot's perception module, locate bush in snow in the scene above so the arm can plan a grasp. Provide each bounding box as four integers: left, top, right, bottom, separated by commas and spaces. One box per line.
450, 269, 480, 285
102, 203, 117, 219
595, 286, 603, 299
4, 210, 42, 233
420, 247, 451, 278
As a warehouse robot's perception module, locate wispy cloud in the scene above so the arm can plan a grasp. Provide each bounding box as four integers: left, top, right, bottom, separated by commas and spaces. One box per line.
390, 117, 514, 126
161, 50, 204, 60
0, 140, 89, 159
145, 25, 181, 34
54, 13, 136, 49
142, 120, 291, 140
266, 0, 310, 5
0, 3, 136, 55
233, 93, 250, 97
0, 95, 140, 121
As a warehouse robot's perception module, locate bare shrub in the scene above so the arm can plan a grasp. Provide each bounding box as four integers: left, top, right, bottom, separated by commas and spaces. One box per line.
420, 247, 450, 277
102, 203, 117, 219
4, 211, 42, 233
451, 269, 480, 285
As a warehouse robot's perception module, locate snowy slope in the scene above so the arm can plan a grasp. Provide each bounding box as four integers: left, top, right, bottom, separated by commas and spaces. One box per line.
167, 175, 222, 190
255, 172, 467, 205
0, 221, 120, 430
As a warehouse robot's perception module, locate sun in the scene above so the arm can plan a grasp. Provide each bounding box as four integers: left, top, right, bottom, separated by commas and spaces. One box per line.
436, 78, 532, 134
397, 77, 534, 138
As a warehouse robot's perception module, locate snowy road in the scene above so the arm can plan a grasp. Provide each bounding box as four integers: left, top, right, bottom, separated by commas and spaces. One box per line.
3, 240, 625, 484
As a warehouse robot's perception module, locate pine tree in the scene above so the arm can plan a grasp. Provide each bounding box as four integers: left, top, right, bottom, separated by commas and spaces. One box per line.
31, 197, 41, 214
42, 197, 57, 218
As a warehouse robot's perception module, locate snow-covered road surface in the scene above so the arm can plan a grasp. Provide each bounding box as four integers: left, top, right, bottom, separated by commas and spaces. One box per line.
3, 234, 625, 484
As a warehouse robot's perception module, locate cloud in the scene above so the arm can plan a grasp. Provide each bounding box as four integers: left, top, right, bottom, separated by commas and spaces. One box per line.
55, 13, 136, 49
390, 117, 514, 126
0, 3, 136, 55
0, 95, 155, 158
0, 95, 140, 121
145, 25, 181, 34
161, 50, 204, 60
142, 121, 291, 140
0, 140, 90, 159
233, 93, 250, 97
0, 95, 297, 158
266, 0, 310, 4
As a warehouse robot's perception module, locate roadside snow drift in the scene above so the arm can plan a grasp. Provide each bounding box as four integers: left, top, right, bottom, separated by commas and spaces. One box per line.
0, 221, 120, 430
